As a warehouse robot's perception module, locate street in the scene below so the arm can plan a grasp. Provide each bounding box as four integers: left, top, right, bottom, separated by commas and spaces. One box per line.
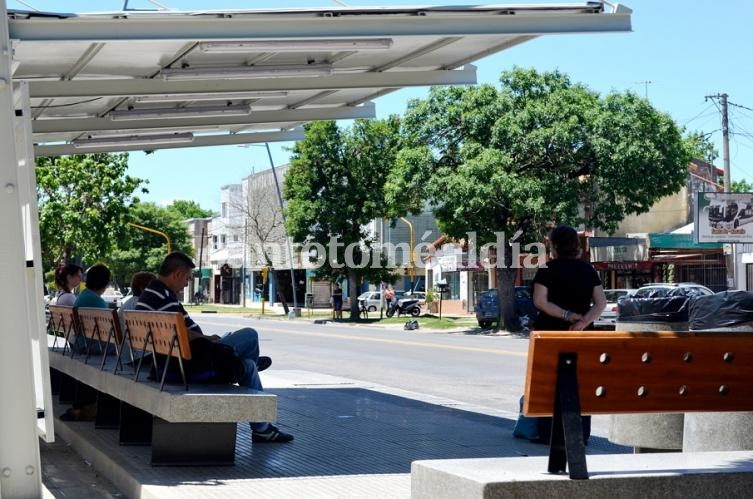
195, 314, 614, 437
196, 315, 529, 418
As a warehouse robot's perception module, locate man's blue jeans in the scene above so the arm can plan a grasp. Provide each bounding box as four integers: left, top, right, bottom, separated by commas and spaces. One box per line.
219, 327, 268, 432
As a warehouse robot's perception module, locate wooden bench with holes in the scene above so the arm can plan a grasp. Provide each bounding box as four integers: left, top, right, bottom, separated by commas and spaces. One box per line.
47, 305, 277, 466
522, 330, 753, 480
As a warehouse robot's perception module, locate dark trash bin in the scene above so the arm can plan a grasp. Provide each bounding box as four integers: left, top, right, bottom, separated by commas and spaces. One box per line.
684, 291, 753, 452
608, 295, 693, 452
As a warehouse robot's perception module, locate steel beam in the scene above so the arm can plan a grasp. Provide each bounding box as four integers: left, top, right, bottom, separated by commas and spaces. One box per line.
27, 68, 478, 99
0, 1, 42, 496
34, 128, 306, 157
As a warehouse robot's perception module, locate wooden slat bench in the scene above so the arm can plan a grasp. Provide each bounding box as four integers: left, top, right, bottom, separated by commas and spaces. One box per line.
48, 309, 277, 466
523, 330, 753, 479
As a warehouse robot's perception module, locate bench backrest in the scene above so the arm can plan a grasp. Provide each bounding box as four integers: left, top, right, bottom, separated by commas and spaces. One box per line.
121, 310, 192, 360
524, 330, 753, 417
47, 305, 80, 352
75, 307, 124, 345
48, 304, 77, 335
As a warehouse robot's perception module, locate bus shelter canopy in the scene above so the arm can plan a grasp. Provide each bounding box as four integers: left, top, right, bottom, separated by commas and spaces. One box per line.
5, 2, 632, 156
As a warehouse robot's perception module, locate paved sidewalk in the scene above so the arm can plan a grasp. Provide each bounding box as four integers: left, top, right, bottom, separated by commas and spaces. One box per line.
43, 370, 629, 498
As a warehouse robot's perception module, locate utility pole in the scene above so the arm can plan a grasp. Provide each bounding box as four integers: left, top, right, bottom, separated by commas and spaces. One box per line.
721, 93, 731, 193
705, 93, 731, 192
706, 93, 735, 289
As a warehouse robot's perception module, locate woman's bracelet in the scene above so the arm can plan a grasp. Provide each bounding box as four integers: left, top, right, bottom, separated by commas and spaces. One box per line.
562, 309, 571, 320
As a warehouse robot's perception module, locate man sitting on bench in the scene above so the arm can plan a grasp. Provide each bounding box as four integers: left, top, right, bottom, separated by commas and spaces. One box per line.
137, 251, 293, 444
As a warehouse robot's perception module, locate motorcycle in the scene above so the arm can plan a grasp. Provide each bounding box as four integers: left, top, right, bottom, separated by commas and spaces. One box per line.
386, 297, 421, 318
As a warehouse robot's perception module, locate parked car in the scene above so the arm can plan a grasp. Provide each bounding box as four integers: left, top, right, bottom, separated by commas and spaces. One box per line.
358, 290, 407, 312
102, 288, 124, 309
631, 283, 714, 299
404, 291, 426, 304
594, 288, 634, 329
474, 286, 538, 329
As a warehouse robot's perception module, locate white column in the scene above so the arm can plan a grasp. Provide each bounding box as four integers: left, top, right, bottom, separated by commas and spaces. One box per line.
0, 1, 44, 496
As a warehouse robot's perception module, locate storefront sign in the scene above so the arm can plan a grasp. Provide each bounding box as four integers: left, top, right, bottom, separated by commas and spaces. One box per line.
592, 261, 652, 272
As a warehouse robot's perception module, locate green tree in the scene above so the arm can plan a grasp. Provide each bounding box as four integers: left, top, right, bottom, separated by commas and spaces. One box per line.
109, 201, 194, 287
36, 153, 147, 269
284, 119, 401, 318
731, 179, 753, 193
167, 200, 214, 219
684, 130, 718, 164
389, 68, 691, 330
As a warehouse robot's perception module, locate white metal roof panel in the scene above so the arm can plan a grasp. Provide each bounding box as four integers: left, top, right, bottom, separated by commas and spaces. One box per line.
4, 3, 632, 156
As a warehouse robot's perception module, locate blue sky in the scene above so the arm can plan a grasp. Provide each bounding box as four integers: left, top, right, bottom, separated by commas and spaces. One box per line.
11, 0, 753, 212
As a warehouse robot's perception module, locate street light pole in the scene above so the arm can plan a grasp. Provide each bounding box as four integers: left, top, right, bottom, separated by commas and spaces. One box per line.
264, 143, 299, 310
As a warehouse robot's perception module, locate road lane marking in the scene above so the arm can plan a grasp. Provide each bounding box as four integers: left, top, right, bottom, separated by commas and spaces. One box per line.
196, 319, 527, 357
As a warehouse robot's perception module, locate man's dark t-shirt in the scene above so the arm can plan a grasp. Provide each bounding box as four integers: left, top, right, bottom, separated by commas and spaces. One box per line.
532, 258, 602, 330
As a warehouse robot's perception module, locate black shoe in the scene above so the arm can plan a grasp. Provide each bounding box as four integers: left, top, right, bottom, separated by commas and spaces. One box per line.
252, 424, 294, 443
257, 356, 272, 372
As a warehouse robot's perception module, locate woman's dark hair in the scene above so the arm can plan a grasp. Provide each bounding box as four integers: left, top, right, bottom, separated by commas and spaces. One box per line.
129, 271, 156, 297
54, 263, 84, 293
84, 264, 111, 292
549, 225, 581, 259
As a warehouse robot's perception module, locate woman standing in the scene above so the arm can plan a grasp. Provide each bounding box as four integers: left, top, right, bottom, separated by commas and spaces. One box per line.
532, 225, 606, 332
531, 225, 606, 444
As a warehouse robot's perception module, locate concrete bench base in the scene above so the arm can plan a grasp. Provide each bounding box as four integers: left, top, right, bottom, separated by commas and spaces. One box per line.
412, 451, 753, 498
49, 349, 277, 465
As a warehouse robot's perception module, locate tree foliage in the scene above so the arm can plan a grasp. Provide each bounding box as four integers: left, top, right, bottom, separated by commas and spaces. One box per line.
284, 119, 402, 317
36, 153, 147, 269
388, 67, 692, 329
732, 179, 753, 193
167, 200, 214, 219
108, 201, 194, 287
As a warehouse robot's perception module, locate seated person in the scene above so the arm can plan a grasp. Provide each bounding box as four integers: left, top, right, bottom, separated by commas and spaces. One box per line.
136, 252, 293, 443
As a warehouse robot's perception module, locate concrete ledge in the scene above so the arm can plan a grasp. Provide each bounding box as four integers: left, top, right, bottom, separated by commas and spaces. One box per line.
412, 452, 753, 498
49, 350, 276, 423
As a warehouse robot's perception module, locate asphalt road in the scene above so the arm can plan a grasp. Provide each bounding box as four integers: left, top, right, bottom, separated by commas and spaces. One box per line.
194, 314, 530, 417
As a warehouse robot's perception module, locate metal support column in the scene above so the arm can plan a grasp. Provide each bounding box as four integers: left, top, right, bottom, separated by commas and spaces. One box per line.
0, 1, 44, 494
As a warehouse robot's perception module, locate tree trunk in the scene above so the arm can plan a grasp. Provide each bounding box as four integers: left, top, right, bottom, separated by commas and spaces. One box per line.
348, 270, 360, 320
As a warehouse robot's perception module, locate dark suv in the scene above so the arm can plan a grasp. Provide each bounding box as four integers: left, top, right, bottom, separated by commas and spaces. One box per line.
474, 286, 538, 329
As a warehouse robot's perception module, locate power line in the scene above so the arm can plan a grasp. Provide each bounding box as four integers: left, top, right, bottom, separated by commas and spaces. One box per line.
729, 101, 753, 114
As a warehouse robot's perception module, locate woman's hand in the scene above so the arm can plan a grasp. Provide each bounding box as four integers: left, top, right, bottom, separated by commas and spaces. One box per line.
569, 318, 588, 331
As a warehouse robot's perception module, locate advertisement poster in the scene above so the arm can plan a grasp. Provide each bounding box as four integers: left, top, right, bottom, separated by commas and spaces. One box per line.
695, 192, 753, 243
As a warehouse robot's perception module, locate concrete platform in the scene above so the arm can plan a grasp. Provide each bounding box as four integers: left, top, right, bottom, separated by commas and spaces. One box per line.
43, 370, 630, 498
412, 451, 753, 498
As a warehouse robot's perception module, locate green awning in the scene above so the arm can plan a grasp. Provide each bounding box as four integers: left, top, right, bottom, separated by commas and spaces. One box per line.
649, 233, 722, 250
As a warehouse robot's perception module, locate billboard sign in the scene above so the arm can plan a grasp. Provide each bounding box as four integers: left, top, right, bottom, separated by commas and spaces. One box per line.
695, 192, 753, 243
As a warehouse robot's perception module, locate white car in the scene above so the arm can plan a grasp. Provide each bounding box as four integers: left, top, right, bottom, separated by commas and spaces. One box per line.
102, 288, 124, 308
357, 291, 383, 312
594, 289, 634, 329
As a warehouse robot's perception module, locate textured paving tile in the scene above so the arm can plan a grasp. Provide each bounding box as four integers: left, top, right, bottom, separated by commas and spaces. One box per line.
45, 372, 631, 498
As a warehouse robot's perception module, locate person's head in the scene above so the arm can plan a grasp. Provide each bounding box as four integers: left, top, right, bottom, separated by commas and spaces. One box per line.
129, 271, 156, 297
54, 263, 84, 293
549, 225, 581, 259
158, 252, 195, 294
84, 264, 111, 294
